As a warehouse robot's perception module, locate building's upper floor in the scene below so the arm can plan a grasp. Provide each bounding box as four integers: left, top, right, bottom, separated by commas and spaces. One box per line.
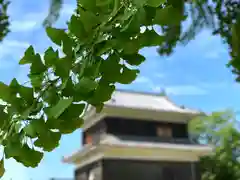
82, 90, 203, 146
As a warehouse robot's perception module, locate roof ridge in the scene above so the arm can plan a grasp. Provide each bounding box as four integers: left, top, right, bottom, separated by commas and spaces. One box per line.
116, 88, 167, 97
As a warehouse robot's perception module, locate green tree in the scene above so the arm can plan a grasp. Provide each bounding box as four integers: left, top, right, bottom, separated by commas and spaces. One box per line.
0, 0, 10, 41
0, 0, 239, 177
189, 110, 240, 180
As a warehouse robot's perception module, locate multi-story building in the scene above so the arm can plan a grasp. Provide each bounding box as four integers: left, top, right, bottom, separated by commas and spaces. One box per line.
62, 90, 213, 180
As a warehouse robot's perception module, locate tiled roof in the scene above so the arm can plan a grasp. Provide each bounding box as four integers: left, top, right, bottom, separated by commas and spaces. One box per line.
104, 89, 201, 114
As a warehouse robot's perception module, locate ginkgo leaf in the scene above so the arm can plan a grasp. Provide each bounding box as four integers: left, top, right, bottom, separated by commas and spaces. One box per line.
0, 158, 5, 177
46, 97, 73, 119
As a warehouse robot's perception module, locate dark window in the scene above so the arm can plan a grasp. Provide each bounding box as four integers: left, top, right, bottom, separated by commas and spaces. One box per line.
105, 117, 188, 139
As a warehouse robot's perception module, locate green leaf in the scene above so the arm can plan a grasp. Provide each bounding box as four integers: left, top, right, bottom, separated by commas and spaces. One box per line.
121, 53, 146, 66
122, 8, 146, 34
62, 78, 75, 97
132, 0, 147, 7
14, 122, 22, 133
69, 15, 87, 41
19, 46, 35, 65
143, 6, 156, 25
154, 6, 184, 25
60, 103, 85, 119
21, 144, 43, 167
94, 41, 113, 56
96, 0, 113, 6
9, 78, 34, 104
58, 118, 84, 134
20, 86, 34, 105
30, 54, 46, 74
0, 105, 8, 130
30, 102, 43, 116
231, 22, 240, 57
100, 53, 121, 82
76, 77, 97, 94
8, 79, 34, 107
118, 67, 139, 84
0, 82, 10, 102
23, 118, 46, 138
46, 27, 65, 46
139, 29, 164, 47
7, 97, 26, 115
34, 130, 61, 151
89, 81, 115, 103
46, 97, 73, 119
122, 40, 140, 54
79, 9, 101, 31
28, 73, 44, 89
4, 136, 22, 158
62, 35, 73, 57
78, 0, 97, 11
146, 0, 166, 7
47, 103, 85, 130
9, 78, 20, 94
44, 47, 59, 67
42, 86, 59, 105
23, 124, 37, 138
55, 57, 72, 78
0, 158, 5, 177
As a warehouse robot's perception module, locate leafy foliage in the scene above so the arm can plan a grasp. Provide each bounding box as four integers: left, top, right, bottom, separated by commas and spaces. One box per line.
0, 0, 10, 41
0, 0, 240, 177
189, 110, 240, 180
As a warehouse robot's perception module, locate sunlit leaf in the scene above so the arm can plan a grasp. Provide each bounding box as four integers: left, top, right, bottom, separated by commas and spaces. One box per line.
0, 82, 10, 102
46, 27, 65, 46
46, 97, 73, 119
146, 0, 165, 7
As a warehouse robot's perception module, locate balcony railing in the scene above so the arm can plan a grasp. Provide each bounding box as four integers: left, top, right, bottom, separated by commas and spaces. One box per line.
115, 135, 199, 145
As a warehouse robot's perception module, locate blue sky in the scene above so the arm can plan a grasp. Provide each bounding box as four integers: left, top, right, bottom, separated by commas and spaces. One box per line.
0, 0, 240, 179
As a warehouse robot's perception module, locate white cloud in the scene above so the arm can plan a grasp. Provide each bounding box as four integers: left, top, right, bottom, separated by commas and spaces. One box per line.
15, 65, 30, 84
164, 85, 207, 95
151, 86, 164, 93
62, 4, 76, 16
204, 51, 221, 59
134, 74, 165, 85
10, 20, 39, 32
2, 40, 30, 48
0, 40, 29, 57
204, 48, 227, 59
133, 74, 206, 96
155, 73, 165, 78
0, 39, 30, 69
152, 83, 207, 95
0, 40, 30, 60
134, 76, 151, 84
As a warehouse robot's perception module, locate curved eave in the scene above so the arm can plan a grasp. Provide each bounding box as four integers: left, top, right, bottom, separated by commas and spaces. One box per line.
62, 142, 213, 168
